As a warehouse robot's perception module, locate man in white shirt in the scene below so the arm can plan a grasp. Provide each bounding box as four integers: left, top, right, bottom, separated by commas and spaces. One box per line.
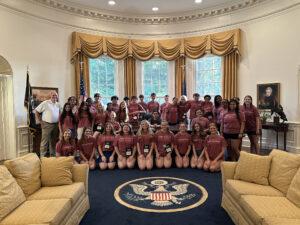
35, 91, 61, 157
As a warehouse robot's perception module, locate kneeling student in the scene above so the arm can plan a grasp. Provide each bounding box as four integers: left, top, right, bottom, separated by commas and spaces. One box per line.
174, 123, 192, 168
77, 127, 97, 170
56, 129, 76, 157
114, 123, 137, 169
154, 121, 174, 169
203, 123, 226, 172
137, 120, 154, 170
98, 123, 116, 170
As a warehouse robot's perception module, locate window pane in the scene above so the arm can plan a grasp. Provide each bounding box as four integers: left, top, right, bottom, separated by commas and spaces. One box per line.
89, 56, 116, 105
142, 59, 168, 104
195, 55, 222, 99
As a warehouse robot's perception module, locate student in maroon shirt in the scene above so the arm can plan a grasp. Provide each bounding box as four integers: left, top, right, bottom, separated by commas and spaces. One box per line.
128, 96, 145, 130
166, 97, 179, 125
203, 95, 213, 114
138, 94, 148, 111
56, 129, 76, 157
117, 101, 129, 125
149, 111, 162, 132
154, 121, 174, 169
109, 111, 121, 134
93, 103, 108, 137
241, 95, 260, 154
174, 123, 192, 168
114, 123, 137, 169
76, 102, 94, 140
221, 99, 245, 161
191, 109, 210, 131
59, 103, 77, 139
147, 93, 160, 113
187, 93, 203, 121
111, 96, 119, 114
213, 95, 223, 131
68, 96, 78, 115
98, 123, 116, 170
203, 123, 227, 172
190, 122, 207, 169
137, 120, 154, 170
178, 95, 188, 123
160, 95, 170, 120
78, 127, 97, 170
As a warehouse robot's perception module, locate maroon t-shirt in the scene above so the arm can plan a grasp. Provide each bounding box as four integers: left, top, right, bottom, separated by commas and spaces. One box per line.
59, 114, 75, 130
204, 135, 226, 160
178, 102, 188, 122
240, 105, 259, 132
78, 137, 97, 159
114, 135, 137, 157
94, 112, 108, 125
174, 132, 191, 155
138, 101, 148, 111
187, 100, 203, 120
137, 134, 154, 155
160, 102, 170, 120
98, 134, 115, 152
222, 111, 245, 134
56, 140, 76, 156
147, 101, 160, 113
128, 103, 144, 121
213, 106, 224, 125
76, 111, 92, 128
154, 130, 174, 156
117, 110, 127, 123
191, 134, 206, 152
166, 104, 178, 124
111, 103, 119, 114
191, 116, 210, 129
111, 121, 121, 132
203, 101, 213, 114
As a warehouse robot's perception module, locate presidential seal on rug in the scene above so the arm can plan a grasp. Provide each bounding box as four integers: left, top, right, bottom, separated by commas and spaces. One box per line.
114, 177, 208, 213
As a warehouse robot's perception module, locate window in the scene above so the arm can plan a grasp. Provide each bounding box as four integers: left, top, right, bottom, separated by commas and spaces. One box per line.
139, 59, 172, 104
89, 56, 118, 105
195, 55, 222, 98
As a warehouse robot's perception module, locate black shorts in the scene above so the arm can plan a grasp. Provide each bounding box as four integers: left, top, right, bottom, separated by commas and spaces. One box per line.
223, 133, 240, 139
246, 131, 257, 136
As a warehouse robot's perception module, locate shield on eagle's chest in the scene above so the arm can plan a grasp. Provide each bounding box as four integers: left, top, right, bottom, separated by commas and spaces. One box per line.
150, 192, 171, 201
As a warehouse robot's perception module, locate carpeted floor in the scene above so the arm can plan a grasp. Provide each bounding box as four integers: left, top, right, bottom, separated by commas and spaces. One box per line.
80, 168, 234, 225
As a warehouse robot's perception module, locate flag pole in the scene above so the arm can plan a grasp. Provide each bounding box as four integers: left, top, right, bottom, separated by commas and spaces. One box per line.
27, 65, 31, 153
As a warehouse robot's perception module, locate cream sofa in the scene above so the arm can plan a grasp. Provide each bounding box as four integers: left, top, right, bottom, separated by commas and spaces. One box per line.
221, 149, 300, 225
0, 153, 90, 225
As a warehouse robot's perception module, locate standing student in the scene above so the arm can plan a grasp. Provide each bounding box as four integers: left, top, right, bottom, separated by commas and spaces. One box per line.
203, 123, 227, 172
114, 123, 137, 169
59, 103, 77, 139
160, 95, 170, 120
106, 103, 113, 119
190, 123, 207, 169
76, 101, 94, 139
138, 94, 148, 111
111, 96, 119, 114
191, 109, 210, 131
98, 123, 116, 170
187, 93, 203, 121
93, 104, 108, 137
77, 127, 97, 170
147, 93, 160, 113
213, 95, 223, 131
128, 96, 145, 130
154, 121, 174, 169
68, 96, 78, 114
241, 95, 260, 154
166, 97, 179, 125
56, 129, 76, 157
86, 97, 96, 114
178, 95, 188, 123
174, 123, 192, 168
109, 111, 121, 134
117, 101, 129, 124
203, 95, 213, 114
93, 93, 103, 110
221, 99, 245, 161
137, 120, 154, 170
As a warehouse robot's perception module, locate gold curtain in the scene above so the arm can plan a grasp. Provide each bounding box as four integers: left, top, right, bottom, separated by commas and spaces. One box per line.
74, 53, 90, 98
124, 57, 136, 97
175, 56, 186, 98
223, 51, 239, 100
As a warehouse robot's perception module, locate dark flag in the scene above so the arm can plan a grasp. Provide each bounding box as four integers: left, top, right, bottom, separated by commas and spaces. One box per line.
24, 71, 37, 134
79, 58, 86, 102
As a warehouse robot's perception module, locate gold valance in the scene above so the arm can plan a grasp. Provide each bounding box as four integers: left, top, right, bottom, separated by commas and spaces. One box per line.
71, 29, 240, 61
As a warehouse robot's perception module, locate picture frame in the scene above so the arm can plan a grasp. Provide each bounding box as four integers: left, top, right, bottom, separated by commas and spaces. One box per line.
257, 83, 280, 110
31, 86, 59, 109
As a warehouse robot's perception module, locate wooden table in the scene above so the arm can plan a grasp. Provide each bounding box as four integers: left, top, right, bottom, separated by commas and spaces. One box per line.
261, 122, 289, 151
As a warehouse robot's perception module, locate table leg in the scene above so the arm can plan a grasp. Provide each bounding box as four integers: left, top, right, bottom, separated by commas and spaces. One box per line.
276, 130, 279, 149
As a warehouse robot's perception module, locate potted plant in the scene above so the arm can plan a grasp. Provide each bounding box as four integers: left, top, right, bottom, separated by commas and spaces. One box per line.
260, 110, 271, 124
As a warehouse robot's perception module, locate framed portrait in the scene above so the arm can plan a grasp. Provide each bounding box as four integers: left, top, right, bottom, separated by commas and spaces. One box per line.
31, 86, 58, 109
257, 83, 280, 110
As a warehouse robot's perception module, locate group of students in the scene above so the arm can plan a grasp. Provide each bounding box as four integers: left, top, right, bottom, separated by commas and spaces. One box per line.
56, 92, 261, 172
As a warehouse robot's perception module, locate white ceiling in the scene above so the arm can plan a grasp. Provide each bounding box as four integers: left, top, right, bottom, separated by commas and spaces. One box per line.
66, 0, 238, 15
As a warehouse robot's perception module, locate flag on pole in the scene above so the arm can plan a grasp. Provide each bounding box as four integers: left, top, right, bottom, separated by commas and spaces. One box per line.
79, 56, 86, 102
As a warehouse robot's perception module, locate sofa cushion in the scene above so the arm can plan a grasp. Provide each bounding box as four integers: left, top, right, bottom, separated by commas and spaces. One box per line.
41, 157, 74, 187
0, 166, 26, 221
226, 179, 284, 202
0, 199, 71, 225
287, 168, 300, 207
234, 151, 272, 185
262, 217, 300, 225
4, 153, 41, 196
240, 195, 300, 225
27, 182, 85, 205
269, 149, 300, 194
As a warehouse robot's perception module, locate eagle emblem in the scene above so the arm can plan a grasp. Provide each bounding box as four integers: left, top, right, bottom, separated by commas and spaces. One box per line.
124, 179, 196, 207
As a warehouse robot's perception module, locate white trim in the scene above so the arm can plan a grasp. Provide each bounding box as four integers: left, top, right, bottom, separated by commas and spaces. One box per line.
117, 59, 125, 101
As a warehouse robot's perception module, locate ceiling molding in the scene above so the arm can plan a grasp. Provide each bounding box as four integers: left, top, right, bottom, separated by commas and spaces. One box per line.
32, 0, 269, 25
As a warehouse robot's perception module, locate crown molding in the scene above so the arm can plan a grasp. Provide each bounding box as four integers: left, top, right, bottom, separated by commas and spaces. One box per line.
32, 0, 269, 25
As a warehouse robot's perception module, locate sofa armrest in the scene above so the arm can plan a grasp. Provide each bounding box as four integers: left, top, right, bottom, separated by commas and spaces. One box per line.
221, 161, 237, 190
72, 164, 89, 194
